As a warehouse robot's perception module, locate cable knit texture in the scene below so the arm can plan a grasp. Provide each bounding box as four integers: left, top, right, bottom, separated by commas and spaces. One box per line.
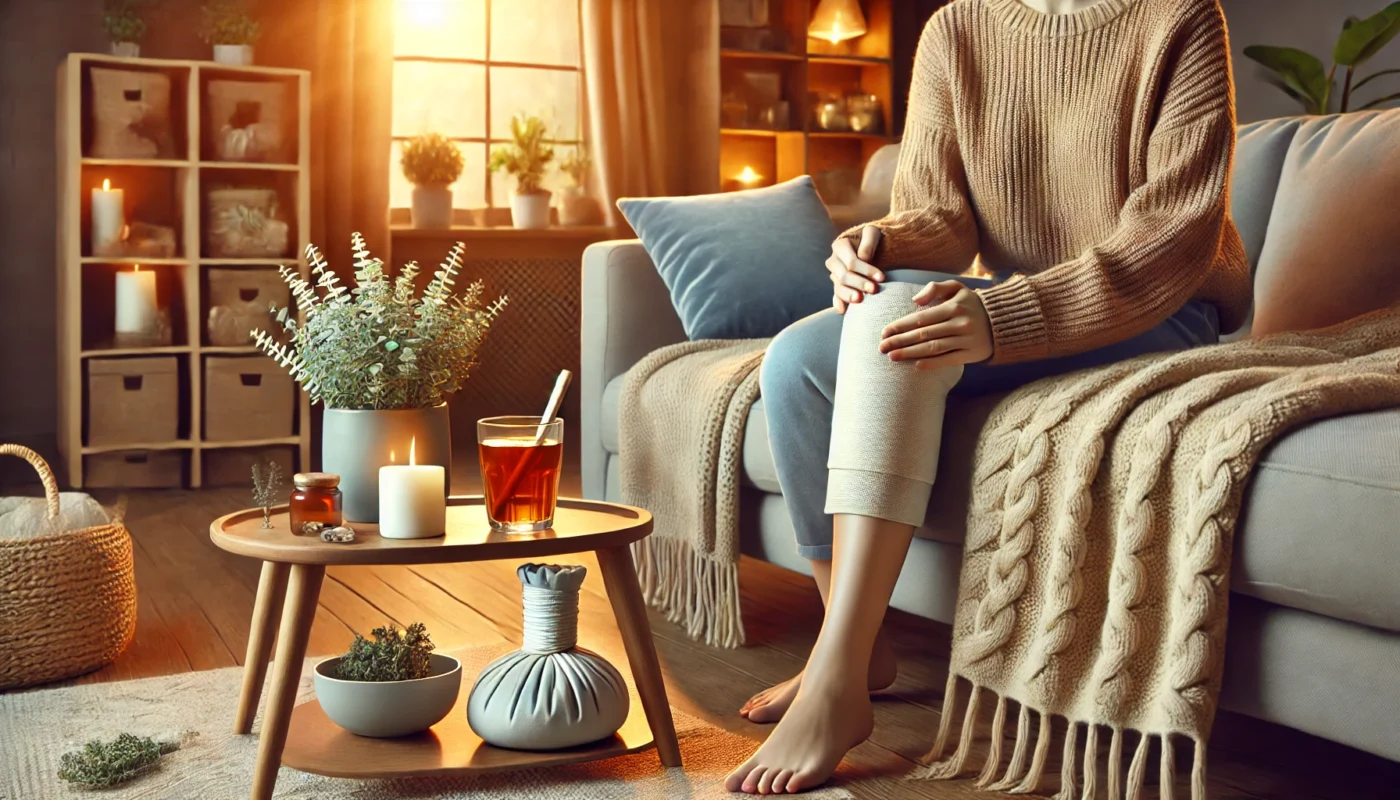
845, 0, 1252, 365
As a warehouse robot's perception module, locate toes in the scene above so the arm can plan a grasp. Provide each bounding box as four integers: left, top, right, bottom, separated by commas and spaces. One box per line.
772, 769, 795, 794
725, 757, 760, 793
787, 766, 825, 794
757, 767, 777, 794
743, 766, 768, 794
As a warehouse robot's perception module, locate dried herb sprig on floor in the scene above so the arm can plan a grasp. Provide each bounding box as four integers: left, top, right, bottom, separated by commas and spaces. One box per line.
334, 622, 435, 682
57, 732, 184, 788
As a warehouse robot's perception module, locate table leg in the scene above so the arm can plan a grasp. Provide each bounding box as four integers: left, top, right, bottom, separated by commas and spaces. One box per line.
249, 563, 324, 800
234, 560, 290, 734
595, 545, 682, 768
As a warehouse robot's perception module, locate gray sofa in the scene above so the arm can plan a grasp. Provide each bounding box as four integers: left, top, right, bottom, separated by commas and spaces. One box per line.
580, 118, 1400, 762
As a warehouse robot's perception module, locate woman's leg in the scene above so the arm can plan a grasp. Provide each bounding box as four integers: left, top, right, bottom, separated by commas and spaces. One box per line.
743, 309, 899, 723
729, 282, 964, 794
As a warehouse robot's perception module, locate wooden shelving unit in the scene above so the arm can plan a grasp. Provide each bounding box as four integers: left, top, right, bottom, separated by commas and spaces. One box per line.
56, 52, 311, 489
718, 0, 896, 204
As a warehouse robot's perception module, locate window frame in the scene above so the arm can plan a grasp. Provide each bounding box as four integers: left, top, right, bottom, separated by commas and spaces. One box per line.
390, 0, 589, 214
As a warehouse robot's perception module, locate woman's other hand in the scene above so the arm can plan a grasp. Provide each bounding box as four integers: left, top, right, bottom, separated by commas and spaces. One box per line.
878, 280, 994, 369
827, 226, 884, 314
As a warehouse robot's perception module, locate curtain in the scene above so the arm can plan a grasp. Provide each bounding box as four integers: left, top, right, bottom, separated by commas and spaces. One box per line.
582, 0, 720, 227
255, 0, 393, 268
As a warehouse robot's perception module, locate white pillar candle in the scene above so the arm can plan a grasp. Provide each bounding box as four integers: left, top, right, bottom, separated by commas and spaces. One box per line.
91, 179, 125, 256
115, 267, 158, 335
378, 438, 447, 539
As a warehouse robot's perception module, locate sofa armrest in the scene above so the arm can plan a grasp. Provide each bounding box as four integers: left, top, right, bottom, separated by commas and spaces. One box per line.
580, 239, 687, 499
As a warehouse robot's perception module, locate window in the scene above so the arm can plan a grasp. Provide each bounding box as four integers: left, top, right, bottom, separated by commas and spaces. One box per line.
391, 0, 585, 214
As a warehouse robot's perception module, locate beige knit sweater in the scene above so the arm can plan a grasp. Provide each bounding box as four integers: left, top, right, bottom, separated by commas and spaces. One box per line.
850, 0, 1252, 365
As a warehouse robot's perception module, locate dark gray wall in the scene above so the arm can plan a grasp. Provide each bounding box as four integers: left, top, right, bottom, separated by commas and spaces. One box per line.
1222, 0, 1400, 123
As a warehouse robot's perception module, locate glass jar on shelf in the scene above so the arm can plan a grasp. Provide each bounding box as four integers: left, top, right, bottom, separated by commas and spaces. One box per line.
845, 92, 883, 134
289, 472, 343, 535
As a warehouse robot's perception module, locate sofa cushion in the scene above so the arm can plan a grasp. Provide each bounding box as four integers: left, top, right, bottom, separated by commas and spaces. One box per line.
616, 176, 836, 340
1230, 117, 1302, 274
1251, 109, 1400, 336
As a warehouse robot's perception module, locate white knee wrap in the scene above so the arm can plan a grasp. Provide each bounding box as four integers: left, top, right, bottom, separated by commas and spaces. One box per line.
825, 284, 963, 527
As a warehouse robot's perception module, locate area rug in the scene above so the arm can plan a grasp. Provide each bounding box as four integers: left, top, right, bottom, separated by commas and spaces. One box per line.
0, 646, 852, 799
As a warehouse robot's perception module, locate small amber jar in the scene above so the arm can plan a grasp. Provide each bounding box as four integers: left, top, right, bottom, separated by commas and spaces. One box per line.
290, 473, 342, 535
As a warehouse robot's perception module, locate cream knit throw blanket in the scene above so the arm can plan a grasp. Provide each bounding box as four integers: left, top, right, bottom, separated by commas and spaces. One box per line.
619, 308, 1400, 797
620, 338, 769, 649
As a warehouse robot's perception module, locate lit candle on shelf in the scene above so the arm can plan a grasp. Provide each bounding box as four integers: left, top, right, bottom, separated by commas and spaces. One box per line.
379, 437, 447, 539
736, 166, 764, 189
114, 265, 158, 336
91, 178, 125, 256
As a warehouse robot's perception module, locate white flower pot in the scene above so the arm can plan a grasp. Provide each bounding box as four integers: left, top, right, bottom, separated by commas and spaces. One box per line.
213, 44, 254, 66
321, 405, 452, 523
511, 191, 552, 230
315, 653, 462, 738
110, 42, 140, 58
410, 185, 453, 229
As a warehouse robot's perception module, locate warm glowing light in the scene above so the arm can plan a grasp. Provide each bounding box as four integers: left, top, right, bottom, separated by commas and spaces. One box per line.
134, 264, 141, 272
409, 436, 417, 466
736, 166, 763, 187
808, 0, 868, 44
400, 0, 447, 28
390, 449, 397, 463
102, 178, 111, 191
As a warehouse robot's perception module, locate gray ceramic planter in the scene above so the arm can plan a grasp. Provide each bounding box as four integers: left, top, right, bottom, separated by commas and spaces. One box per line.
322, 404, 451, 523
313, 653, 462, 737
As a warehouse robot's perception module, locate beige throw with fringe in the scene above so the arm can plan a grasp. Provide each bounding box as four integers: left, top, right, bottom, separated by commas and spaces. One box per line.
620, 338, 770, 649
617, 309, 1400, 798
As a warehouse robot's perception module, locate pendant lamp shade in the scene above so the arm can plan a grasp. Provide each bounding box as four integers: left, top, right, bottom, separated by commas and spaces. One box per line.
809, 0, 868, 44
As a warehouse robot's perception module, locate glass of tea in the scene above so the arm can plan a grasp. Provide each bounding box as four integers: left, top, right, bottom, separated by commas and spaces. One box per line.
477, 415, 564, 532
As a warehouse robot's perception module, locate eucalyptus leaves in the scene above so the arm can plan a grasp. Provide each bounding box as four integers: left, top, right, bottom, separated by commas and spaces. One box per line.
1245, 2, 1400, 115
253, 234, 507, 410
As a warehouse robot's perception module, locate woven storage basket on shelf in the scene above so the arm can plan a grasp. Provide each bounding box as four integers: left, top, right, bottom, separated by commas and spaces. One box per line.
0, 445, 137, 689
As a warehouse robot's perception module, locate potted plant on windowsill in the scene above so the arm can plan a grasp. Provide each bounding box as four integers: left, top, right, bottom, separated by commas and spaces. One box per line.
253, 233, 507, 522
314, 622, 462, 738
490, 114, 555, 230
558, 146, 604, 227
402, 133, 464, 230
103, 0, 151, 58
200, 0, 260, 66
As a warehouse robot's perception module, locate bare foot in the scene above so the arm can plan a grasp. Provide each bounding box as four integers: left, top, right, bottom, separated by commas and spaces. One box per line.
739, 633, 897, 723
725, 670, 874, 794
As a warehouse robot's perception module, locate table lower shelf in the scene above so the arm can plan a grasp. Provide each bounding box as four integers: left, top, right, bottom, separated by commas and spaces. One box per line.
282, 692, 658, 779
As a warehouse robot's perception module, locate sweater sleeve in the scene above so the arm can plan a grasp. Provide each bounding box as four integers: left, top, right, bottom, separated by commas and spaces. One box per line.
840, 17, 979, 272
975, 1, 1237, 364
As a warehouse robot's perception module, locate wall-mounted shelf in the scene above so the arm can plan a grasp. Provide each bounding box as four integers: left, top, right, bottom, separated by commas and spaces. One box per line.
57, 52, 312, 489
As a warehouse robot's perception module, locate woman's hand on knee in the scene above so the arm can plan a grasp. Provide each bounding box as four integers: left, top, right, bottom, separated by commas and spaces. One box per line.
878, 280, 994, 369
827, 226, 885, 314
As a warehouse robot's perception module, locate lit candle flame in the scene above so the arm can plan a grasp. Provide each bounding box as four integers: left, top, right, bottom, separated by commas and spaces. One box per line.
737, 166, 763, 187
389, 449, 396, 463
102, 178, 111, 191
409, 437, 416, 466
134, 264, 140, 273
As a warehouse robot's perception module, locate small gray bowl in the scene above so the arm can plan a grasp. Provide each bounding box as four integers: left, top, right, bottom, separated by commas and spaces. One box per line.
313, 653, 462, 737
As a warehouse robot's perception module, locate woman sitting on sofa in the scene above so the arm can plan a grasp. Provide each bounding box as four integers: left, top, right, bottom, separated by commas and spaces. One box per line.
726, 0, 1252, 793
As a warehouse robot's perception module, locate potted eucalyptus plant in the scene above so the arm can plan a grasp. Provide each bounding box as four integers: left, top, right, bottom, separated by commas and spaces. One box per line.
490, 114, 556, 230
1244, 2, 1400, 114
314, 622, 462, 738
103, 0, 152, 57
200, 0, 260, 66
557, 147, 604, 227
402, 132, 464, 229
253, 233, 507, 521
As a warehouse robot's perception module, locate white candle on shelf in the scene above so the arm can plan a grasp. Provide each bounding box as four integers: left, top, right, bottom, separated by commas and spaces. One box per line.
91, 179, 125, 256
115, 266, 158, 335
379, 438, 447, 539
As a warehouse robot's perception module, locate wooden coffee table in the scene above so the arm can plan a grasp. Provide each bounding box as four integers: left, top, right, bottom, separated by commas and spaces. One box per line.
210, 496, 681, 800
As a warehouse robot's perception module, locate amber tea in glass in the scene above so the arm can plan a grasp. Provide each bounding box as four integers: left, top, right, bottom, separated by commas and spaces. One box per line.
477, 416, 564, 532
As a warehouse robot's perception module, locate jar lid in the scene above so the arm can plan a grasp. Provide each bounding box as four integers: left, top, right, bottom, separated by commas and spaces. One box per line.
294, 472, 340, 489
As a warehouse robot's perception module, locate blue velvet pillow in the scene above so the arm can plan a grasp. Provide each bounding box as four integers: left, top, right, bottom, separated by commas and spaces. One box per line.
617, 176, 836, 340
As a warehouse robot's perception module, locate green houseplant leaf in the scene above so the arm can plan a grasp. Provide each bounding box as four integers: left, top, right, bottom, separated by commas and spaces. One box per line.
1359, 91, 1400, 109
1243, 45, 1331, 114
1334, 3, 1400, 66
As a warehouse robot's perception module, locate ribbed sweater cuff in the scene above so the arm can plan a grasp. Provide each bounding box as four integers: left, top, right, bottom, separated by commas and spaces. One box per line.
977, 276, 1048, 364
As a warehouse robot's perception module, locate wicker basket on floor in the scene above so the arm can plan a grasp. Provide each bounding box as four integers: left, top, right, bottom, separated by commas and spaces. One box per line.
0, 445, 137, 689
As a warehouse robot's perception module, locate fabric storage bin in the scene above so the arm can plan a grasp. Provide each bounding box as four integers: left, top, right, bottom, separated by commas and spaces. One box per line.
90, 67, 175, 159
87, 357, 180, 446
203, 445, 295, 487
207, 80, 290, 162
204, 356, 294, 442
206, 188, 291, 258
207, 268, 289, 346
85, 450, 184, 488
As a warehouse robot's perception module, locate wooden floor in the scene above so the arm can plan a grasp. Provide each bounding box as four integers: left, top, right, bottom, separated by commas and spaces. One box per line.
26, 481, 1400, 799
